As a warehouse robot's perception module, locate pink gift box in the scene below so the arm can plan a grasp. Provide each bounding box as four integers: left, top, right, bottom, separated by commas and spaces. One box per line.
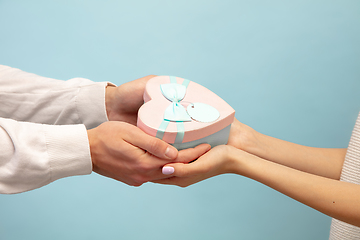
137, 76, 235, 150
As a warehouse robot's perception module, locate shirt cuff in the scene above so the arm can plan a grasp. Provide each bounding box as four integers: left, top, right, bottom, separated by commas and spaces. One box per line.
76, 82, 116, 129
43, 123, 93, 182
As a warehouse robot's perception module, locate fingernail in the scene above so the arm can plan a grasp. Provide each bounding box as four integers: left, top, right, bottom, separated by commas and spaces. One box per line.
165, 146, 177, 159
162, 166, 174, 175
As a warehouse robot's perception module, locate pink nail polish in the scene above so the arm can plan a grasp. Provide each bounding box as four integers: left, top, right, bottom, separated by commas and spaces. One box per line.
162, 166, 174, 175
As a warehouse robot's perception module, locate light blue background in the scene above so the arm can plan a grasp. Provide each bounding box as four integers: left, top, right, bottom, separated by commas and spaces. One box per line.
1, 1, 360, 239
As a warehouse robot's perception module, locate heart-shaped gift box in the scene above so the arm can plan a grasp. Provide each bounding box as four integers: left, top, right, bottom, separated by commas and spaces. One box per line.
137, 76, 235, 150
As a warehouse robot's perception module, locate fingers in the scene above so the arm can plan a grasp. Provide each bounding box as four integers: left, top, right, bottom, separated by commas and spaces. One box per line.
133, 144, 211, 180
152, 177, 179, 186
161, 159, 208, 178
124, 125, 178, 160
175, 144, 211, 163
159, 145, 230, 178
128, 144, 211, 183
153, 157, 215, 187
121, 75, 157, 95
152, 173, 204, 188
135, 75, 157, 84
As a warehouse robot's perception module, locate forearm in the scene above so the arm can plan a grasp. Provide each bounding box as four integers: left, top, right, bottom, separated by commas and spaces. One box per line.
232, 151, 360, 227
256, 133, 346, 179
230, 119, 347, 179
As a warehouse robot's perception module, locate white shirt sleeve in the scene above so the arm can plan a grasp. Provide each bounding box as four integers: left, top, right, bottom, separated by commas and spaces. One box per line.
0, 64, 115, 129
0, 65, 115, 194
0, 118, 92, 194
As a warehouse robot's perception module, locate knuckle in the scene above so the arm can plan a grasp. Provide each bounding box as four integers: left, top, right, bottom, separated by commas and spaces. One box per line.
137, 161, 152, 173
136, 163, 147, 174
148, 139, 163, 155
176, 167, 187, 177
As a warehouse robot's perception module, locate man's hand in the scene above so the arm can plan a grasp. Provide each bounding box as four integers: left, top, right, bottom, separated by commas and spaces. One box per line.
87, 121, 211, 186
105, 75, 155, 125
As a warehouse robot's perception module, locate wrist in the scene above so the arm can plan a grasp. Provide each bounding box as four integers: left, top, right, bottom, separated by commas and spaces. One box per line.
105, 85, 117, 120
229, 119, 267, 158
243, 128, 268, 158
87, 127, 99, 172
225, 146, 249, 176
220, 145, 247, 175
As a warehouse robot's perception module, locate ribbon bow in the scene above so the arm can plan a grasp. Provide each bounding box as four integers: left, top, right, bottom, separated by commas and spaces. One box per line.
156, 77, 191, 144
160, 83, 191, 122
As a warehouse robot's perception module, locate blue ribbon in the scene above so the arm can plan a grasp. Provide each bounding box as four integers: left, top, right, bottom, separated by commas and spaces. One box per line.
156, 77, 190, 144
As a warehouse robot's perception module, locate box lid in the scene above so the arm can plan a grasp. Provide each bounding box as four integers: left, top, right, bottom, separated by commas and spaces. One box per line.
137, 76, 235, 144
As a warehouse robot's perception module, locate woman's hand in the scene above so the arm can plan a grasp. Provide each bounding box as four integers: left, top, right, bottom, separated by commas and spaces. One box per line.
152, 119, 260, 187
153, 145, 246, 187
